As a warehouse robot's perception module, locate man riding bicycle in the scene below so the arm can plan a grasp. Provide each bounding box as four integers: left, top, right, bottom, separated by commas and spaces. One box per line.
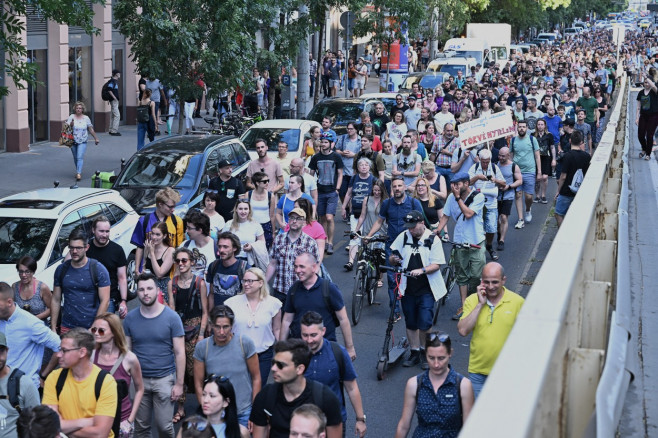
436, 170, 486, 321
389, 210, 446, 370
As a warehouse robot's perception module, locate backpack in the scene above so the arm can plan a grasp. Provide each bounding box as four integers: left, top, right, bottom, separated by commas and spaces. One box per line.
288, 278, 340, 328
569, 168, 584, 193
510, 135, 539, 156
171, 274, 203, 320
0, 368, 25, 414
206, 259, 247, 289
58, 259, 101, 307
261, 379, 326, 425
136, 104, 150, 123
56, 367, 125, 438
101, 79, 113, 101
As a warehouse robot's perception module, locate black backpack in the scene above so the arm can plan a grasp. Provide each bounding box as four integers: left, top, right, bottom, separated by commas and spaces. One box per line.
288, 278, 340, 329
0, 368, 25, 414
261, 379, 326, 425
56, 367, 126, 438
101, 79, 113, 101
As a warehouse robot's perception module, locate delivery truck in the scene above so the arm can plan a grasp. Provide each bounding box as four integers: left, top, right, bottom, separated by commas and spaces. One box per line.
466, 23, 512, 68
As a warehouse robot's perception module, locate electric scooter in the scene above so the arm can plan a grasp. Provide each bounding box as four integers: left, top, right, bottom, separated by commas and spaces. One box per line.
375, 265, 412, 380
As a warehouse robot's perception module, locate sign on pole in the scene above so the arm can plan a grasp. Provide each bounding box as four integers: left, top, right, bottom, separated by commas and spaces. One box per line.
458, 111, 515, 150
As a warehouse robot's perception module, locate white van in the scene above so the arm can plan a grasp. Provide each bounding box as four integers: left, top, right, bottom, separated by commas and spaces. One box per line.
426, 57, 477, 78
536, 33, 560, 44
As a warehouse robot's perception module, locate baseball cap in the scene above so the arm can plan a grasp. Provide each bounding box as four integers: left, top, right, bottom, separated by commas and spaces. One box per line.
403, 210, 424, 228
217, 159, 232, 168
289, 208, 307, 219
451, 171, 470, 184
0, 332, 7, 348
320, 132, 333, 140
408, 95, 417, 101
563, 119, 575, 127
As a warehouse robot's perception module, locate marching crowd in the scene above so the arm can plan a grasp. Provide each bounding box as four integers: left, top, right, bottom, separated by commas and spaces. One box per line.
1, 23, 656, 438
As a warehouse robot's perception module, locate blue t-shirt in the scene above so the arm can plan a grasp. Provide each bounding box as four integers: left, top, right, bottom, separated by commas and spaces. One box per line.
284, 278, 344, 341
54, 259, 111, 329
379, 195, 423, 243
443, 192, 485, 245
123, 306, 184, 377
277, 193, 315, 224
305, 340, 358, 422
349, 174, 375, 215
543, 115, 563, 143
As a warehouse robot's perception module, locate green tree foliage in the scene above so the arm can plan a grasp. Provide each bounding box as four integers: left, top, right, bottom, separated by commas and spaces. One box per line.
0, 0, 101, 98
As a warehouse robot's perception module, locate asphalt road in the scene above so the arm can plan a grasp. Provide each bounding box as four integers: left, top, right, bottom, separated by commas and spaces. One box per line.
0, 80, 558, 436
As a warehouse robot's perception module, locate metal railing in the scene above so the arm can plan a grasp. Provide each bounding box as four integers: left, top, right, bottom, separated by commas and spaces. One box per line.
460, 78, 629, 438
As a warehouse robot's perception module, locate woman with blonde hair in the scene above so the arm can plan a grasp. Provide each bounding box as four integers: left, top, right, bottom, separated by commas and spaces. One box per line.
223, 200, 265, 259
225, 268, 281, 383
67, 101, 100, 180
142, 221, 175, 302
91, 312, 145, 436
413, 173, 444, 234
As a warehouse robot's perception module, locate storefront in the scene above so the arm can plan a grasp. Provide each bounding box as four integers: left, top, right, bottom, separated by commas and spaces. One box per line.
27, 6, 49, 144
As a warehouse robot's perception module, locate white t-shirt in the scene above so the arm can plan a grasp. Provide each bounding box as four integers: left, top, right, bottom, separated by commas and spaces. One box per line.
206, 212, 226, 239
223, 220, 264, 247
434, 112, 456, 134
224, 294, 282, 353
181, 238, 217, 277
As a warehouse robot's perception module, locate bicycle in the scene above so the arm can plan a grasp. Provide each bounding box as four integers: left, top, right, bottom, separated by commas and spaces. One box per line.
437, 236, 481, 324
345, 231, 387, 325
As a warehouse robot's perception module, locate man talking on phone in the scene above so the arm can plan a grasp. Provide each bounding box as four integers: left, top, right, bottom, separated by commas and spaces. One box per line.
456, 262, 524, 398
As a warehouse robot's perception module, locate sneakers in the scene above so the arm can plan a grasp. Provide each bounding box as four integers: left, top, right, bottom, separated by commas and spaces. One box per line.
514, 220, 524, 229
640, 151, 646, 158
402, 349, 421, 367
326, 244, 334, 255
534, 195, 540, 202
109, 131, 122, 136
451, 307, 463, 321
393, 313, 402, 323
497, 240, 505, 251
541, 196, 548, 204
645, 155, 651, 161
524, 209, 532, 223
419, 349, 429, 370
487, 247, 499, 261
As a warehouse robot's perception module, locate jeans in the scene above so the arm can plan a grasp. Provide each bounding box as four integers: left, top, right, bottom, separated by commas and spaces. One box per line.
137, 122, 148, 150
135, 374, 176, 438
258, 345, 274, 384
310, 75, 316, 96
385, 246, 401, 315
435, 165, 453, 187
109, 99, 120, 133
638, 113, 658, 156
184, 102, 196, 130
106, 300, 116, 314
469, 372, 488, 399
70, 142, 88, 174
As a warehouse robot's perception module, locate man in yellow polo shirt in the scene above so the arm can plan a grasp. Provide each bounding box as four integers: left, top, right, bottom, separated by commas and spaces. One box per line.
43, 328, 117, 437
457, 262, 524, 398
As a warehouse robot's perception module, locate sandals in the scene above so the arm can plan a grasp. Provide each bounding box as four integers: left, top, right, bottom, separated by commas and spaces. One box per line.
344, 262, 354, 272
75, 173, 81, 181
172, 409, 185, 424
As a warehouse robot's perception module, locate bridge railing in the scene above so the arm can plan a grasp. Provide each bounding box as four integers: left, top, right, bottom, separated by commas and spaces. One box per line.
460, 77, 629, 438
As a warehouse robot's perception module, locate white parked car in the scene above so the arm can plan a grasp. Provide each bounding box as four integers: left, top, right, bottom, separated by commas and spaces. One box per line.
0, 187, 140, 290
240, 119, 321, 160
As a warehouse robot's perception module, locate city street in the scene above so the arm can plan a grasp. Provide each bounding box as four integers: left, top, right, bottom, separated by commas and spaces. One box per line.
0, 78, 558, 435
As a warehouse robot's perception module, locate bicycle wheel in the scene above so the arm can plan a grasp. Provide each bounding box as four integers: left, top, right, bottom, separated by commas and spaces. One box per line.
443, 266, 456, 299
366, 265, 378, 305
351, 268, 367, 325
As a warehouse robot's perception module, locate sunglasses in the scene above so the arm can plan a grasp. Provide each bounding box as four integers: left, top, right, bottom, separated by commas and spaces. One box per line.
90, 327, 107, 335
182, 420, 209, 432
427, 332, 450, 343
272, 359, 288, 370
259, 179, 270, 184
175, 258, 190, 264
203, 374, 229, 386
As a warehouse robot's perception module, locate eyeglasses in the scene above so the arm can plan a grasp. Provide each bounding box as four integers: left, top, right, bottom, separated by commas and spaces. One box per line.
203, 374, 229, 386
186, 225, 199, 231
162, 203, 176, 209
60, 347, 82, 354
17, 270, 32, 275
175, 258, 190, 264
69, 246, 86, 252
243, 278, 261, 285
272, 359, 288, 370
289, 215, 304, 222
182, 420, 209, 432
90, 327, 107, 335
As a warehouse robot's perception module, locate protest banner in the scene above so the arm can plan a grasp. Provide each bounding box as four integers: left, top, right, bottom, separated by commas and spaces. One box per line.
458, 111, 515, 149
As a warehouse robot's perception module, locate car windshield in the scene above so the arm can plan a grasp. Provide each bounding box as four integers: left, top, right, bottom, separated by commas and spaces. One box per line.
400, 76, 420, 90
241, 128, 301, 152
308, 101, 364, 124
454, 50, 482, 63
438, 65, 467, 77
419, 75, 447, 89
114, 150, 203, 189
0, 217, 56, 264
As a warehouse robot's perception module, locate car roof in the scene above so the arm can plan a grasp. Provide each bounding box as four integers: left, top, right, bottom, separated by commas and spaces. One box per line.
142, 134, 237, 154
0, 188, 125, 218
243, 119, 320, 129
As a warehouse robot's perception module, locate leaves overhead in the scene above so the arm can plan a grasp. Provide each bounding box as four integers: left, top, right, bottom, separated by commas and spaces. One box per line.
0, 0, 101, 98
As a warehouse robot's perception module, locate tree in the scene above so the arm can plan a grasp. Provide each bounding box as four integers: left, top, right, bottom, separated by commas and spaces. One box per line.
0, 0, 102, 98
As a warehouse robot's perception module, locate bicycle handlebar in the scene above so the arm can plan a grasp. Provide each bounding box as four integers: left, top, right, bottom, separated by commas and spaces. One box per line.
344, 231, 387, 243
378, 265, 414, 276
440, 235, 481, 249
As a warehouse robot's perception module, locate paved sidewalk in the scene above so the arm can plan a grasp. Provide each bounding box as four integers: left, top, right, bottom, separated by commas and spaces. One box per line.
618, 95, 658, 437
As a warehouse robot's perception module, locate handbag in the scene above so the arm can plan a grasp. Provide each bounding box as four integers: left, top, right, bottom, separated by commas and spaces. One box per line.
59, 122, 75, 147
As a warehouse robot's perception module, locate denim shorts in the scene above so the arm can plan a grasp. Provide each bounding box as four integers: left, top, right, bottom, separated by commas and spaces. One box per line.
554, 194, 575, 216
317, 191, 339, 216
330, 79, 340, 88
401, 293, 434, 331
483, 207, 498, 234
519, 172, 536, 195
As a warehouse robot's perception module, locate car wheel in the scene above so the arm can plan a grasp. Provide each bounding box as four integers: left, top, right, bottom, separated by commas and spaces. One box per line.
127, 252, 137, 301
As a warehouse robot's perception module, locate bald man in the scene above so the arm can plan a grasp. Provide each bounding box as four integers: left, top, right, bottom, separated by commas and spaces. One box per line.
457, 262, 524, 398
285, 158, 318, 206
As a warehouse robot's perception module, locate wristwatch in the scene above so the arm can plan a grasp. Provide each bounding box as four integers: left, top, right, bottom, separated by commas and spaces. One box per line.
356, 415, 366, 423
422, 267, 427, 274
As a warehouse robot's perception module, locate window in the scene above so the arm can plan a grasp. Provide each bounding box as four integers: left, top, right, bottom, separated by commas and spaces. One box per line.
232, 143, 250, 168
50, 211, 84, 264
77, 204, 105, 235
104, 203, 128, 226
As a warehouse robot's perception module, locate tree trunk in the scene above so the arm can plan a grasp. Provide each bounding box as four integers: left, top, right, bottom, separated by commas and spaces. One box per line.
297, 6, 310, 119
314, 18, 326, 105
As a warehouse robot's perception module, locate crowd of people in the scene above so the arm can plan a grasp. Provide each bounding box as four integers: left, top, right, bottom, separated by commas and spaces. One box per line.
2, 21, 653, 438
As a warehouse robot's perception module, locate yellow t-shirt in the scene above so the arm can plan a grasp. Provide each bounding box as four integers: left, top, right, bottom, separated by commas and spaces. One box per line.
461, 287, 524, 375
43, 365, 118, 438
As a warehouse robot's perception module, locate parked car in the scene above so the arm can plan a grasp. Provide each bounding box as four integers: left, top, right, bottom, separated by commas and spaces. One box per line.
398, 72, 450, 93
111, 134, 251, 215
307, 93, 402, 135
564, 27, 581, 37
240, 119, 321, 160
536, 33, 559, 44
0, 187, 139, 290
